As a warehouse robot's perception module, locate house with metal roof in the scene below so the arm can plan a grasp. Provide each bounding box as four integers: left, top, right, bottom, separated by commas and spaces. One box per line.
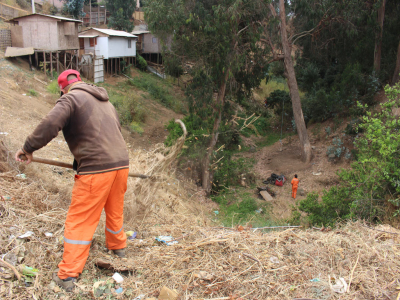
78, 28, 137, 82
6, 13, 82, 74
79, 28, 137, 59
8, 13, 81, 51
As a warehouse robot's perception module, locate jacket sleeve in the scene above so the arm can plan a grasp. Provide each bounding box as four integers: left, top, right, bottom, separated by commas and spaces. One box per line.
23, 97, 73, 153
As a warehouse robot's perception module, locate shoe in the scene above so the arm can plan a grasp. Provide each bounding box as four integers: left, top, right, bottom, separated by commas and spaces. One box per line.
111, 248, 126, 258
52, 269, 76, 292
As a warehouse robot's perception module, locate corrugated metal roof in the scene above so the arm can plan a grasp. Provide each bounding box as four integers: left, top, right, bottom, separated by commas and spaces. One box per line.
7, 13, 82, 23
131, 30, 150, 34
79, 35, 99, 38
86, 28, 137, 38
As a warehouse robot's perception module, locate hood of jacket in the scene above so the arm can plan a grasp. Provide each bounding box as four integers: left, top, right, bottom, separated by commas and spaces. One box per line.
69, 82, 109, 102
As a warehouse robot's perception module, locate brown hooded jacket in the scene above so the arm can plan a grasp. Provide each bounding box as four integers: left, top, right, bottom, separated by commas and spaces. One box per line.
23, 82, 129, 174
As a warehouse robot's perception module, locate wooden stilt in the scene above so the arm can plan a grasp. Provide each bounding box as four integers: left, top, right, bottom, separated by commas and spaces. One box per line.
56, 51, 59, 74
64, 51, 67, 70
43, 51, 46, 74
50, 51, 53, 76
29, 55, 32, 71
111, 58, 113, 75
76, 51, 79, 71
35, 51, 38, 68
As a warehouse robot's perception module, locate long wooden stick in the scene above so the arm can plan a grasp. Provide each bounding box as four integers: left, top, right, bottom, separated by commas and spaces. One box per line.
19, 155, 149, 179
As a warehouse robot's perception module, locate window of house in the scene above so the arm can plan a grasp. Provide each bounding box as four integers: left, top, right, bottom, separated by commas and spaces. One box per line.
152, 37, 157, 43
89, 37, 97, 47
79, 38, 84, 50
128, 39, 131, 48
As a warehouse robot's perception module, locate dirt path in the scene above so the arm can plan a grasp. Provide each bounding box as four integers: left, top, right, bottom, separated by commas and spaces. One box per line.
250, 120, 354, 220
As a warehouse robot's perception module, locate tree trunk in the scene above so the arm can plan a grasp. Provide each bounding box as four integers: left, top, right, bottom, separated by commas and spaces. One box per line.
279, 0, 312, 163
202, 70, 229, 194
392, 40, 400, 84
374, 0, 387, 72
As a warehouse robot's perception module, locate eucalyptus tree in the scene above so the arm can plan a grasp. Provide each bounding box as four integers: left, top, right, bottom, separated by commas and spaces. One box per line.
145, 0, 271, 193
106, 0, 136, 32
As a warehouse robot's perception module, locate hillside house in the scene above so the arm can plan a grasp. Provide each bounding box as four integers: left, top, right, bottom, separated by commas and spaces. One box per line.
7, 13, 82, 73
78, 28, 137, 82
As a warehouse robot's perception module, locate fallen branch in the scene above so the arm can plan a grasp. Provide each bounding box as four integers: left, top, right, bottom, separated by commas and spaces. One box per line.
253, 225, 302, 232
33, 76, 47, 85
0, 258, 21, 281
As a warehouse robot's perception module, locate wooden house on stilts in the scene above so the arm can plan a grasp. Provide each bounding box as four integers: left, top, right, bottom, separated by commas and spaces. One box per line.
6, 13, 82, 74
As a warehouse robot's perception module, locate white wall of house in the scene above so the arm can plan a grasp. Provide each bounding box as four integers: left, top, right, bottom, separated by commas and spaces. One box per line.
82, 36, 107, 57
107, 37, 136, 58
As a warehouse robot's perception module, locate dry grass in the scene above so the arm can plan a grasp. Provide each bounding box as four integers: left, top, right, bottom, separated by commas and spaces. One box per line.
1, 132, 400, 300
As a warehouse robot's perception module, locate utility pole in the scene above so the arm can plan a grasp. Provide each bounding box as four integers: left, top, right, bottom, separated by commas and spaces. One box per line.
31, 0, 35, 13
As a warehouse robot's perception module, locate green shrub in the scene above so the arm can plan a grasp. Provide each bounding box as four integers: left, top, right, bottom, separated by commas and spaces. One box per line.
108, 91, 146, 126
299, 82, 400, 225
47, 80, 59, 95
298, 188, 353, 227
136, 54, 147, 71
128, 75, 185, 113
28, 89, 38, 97
212, 191, 270, 227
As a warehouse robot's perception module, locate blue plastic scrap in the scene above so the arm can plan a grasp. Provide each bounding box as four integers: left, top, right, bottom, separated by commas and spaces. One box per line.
115, 287, 123, 294
155, 236, 178, 246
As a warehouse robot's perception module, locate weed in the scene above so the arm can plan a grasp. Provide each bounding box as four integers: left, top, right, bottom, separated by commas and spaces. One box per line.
126, 72, 186, 113
325, 126, 331, 137
129, 122, 144, 135
312, 123, 322, 139
326, 137, 346, 159
28, 89, 38, 97
212, 190, 272, 227
47, 80, 59, 95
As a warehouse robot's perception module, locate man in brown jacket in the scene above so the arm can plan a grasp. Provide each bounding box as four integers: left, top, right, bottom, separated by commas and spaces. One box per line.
15, 70, 129, 292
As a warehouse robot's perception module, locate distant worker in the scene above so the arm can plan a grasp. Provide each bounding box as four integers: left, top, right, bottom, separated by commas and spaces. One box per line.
264, 98, 268, 108
15, 69, 129, 292
291, 174, 300, 199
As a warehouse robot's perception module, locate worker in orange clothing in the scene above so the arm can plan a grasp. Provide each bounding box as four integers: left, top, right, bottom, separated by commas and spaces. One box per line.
291, 174, 300, 199
15, 70, 129, 292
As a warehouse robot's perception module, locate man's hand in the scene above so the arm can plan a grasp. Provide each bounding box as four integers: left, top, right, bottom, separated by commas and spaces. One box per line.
15, 149, 33, 164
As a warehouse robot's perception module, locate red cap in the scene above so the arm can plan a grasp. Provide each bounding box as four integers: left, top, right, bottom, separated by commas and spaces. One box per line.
58, 69, 81, 90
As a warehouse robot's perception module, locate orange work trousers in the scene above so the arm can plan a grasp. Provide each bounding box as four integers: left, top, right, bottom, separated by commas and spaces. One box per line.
58, 168, 128, 279
292, 187, 298, 199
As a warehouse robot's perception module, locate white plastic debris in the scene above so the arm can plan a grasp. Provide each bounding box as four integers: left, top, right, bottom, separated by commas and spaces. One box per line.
0, 132, 9, 135
44, 232, 53, 237
112, 272, 124, 283
269, 256, 280, 264
330, 276, 348, 293
18, 231, 34, 239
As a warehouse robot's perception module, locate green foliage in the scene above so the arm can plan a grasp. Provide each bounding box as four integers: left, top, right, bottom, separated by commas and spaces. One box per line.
213, 157, 253, 192
62, 0, 85, 19
127, 74, 185, 113
298, 82, 400, 225
46, 81, 59, 95
212, 191, 270, 227
28, 89, 38, 97
298, 189, 352, 227
164, 54, 184, 79
106, 0, 135, 32
291, 0, 400, 121
107, 90, 146, 126
267, 90, 292, 119
136, 55, 147, 71
326, 137, 346, 159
